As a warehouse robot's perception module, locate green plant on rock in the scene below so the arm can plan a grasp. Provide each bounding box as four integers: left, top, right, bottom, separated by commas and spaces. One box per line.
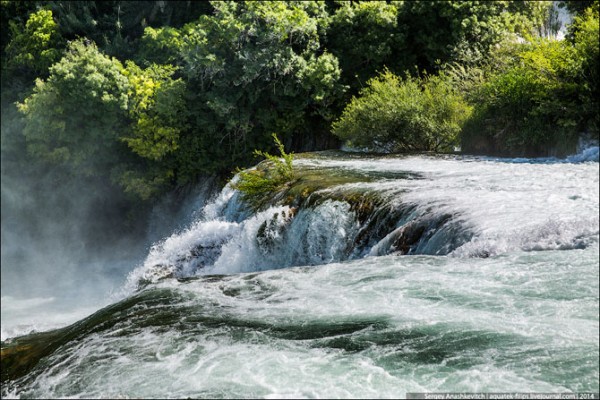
233, 134, 295, 211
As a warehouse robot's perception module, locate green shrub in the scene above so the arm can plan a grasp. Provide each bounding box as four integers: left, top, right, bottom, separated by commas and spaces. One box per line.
17, 40, 130, 176
5, 9, 63, 79
571, 6, 599, 134
332, 70, 472, 152
460, 34, 592, 156
233, 134, 295, 210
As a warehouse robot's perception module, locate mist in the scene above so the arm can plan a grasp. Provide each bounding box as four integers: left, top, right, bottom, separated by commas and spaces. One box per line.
1, 153, 137, 337
0, 108, 220, 339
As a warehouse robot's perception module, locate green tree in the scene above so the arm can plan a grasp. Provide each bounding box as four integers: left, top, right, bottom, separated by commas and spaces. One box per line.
332, 70, 471, 152
114, 61, 188, 200
571, 6, 599, 133
0, 0, 39, 62
122, 61, 186, 161
45, 1, 125, 52
17, 39, 130, 176
326, 1, 401, 93
176, 0, 344, 179
396, 1, 558, 72
4, 9, 63, 79
44, 1, 213, 57
460, 36, 588, 156
134, 25, 185, 67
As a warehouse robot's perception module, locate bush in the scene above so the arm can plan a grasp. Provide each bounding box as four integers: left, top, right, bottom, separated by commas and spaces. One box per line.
460, 32, 594, 156
332, 70, 472, 152
233, 134, 294, 211
17, 40, 130, 176
571, 6, 599, 134
5, 9, 63, 79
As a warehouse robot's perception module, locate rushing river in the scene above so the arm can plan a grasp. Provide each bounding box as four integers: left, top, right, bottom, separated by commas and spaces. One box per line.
1, 150, 599, 398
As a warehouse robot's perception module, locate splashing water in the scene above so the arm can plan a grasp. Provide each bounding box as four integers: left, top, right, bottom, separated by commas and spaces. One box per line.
2, 152, 598, 398
122, 152, 598, 287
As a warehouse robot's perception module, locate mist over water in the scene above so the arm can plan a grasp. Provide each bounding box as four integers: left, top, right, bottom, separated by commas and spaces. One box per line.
1, 150, 598, 398
0, 158, 218, 340
1, 167, 118, 336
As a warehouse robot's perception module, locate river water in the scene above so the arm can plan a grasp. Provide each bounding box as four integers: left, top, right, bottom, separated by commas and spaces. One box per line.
1, 150, 598, 398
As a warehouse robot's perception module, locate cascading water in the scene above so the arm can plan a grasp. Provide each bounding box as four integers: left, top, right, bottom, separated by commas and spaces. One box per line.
1, 149, 598, 398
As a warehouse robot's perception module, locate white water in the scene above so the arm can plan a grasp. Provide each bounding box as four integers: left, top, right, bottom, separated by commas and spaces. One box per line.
4, 246, 598, 398
2, 151, 598, 398
123, 151, 599, 288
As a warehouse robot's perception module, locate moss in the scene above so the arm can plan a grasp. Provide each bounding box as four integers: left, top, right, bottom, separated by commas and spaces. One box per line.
1, 328, 68, 383
283, 170, 374, 205
233, 134, 295, 211
235, 147, 423, 213
242, 158, 418, 225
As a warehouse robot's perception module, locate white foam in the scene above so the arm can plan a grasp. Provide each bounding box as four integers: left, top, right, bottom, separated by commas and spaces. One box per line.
1, 296, 99, 341
5, 153, 598, 398
567, 146, 599, 163
123, 153, 599, 290
300, 155, 599, 254
8, 245, 598, 397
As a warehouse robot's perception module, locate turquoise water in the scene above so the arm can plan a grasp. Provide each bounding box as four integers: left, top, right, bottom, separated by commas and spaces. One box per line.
2, 153, 598, 398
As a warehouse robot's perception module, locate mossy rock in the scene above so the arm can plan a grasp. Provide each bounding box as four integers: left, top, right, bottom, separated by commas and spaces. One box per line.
1, 330, 65, 383
237, 149, 422, 213
1, 288, 185, 383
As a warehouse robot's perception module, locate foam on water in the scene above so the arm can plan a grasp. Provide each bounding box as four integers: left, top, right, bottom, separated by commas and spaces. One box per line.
123, 152, 598, 290
295, 155, 599, 256
3, 151, 598, 398
567, 146, 600, 163
0, 296, 101, 341
210, 200, 358, 274
4, 244, 598, 398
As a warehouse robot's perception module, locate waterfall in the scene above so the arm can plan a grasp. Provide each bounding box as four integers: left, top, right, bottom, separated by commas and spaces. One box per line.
124, 150, 599, 292
2, 150, 598, 398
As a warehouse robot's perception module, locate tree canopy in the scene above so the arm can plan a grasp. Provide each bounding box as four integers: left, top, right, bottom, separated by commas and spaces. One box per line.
1, 0, 598, 209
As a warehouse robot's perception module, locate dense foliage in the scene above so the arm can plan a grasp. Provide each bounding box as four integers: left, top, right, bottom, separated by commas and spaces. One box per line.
174, 1, 344, 178
4, 9, 62, 80
1, 0, 598, 217
233, 134, 295, 211
18, 40, 130, 176
332, 70, 471, 152
461, 5, 599, 156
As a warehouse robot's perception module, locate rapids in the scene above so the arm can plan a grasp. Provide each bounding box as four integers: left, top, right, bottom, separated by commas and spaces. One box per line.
1, 151, 598, 398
